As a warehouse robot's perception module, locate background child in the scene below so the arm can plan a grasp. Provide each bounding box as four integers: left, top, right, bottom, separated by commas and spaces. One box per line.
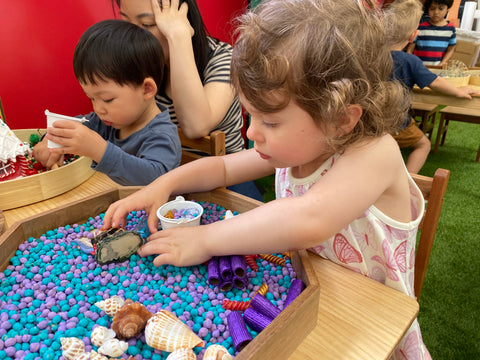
103, 0, 431, 357
385, 0, 477, 174
32, 19, 182, 186
406, 0, 456, 66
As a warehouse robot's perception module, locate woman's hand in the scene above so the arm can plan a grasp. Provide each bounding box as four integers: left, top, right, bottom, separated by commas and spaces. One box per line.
151, 0, 194, 39
138, 226, 212, 267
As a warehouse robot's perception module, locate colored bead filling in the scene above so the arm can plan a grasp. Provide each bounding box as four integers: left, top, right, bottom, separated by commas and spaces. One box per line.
0, 202, 298, 360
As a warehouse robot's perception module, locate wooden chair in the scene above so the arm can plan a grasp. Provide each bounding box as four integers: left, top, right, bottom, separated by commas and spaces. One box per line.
410, 102, 439, 140
433, 106, 480, 162
177, 127, 226, 164
411, 168, 450, 300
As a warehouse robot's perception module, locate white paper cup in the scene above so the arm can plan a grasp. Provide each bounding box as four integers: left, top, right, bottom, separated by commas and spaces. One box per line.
45, 109, 85, 148
156, 196, 204, 229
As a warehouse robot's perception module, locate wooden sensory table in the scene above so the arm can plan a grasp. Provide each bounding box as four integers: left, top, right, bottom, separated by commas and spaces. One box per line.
1, 172, 419, 359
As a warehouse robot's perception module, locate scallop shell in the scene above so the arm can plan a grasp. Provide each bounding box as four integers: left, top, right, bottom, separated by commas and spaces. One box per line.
94, 295, 125, 317
73, 353, 90, 360
111, 299, 153, 339
166, 348, 197, 360
61, 337, 85, 360
145, 310, 205, 352
90, 325, 116, 347
203, 344, 233, 360
98, 338, 128, 358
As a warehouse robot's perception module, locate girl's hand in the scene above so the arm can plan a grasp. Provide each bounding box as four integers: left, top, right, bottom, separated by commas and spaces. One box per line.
32, 137, 64, 169
151, 0, 194, 39
46, 120, 107, 163
138, 226, 212, 267
103, 187, 169, 234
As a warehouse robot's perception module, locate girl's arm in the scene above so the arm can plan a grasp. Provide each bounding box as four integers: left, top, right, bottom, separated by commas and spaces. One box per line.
137, 135, 410, 267
406, 43, 416, 54
151, 0, 235, 138
103, 149, 274, 232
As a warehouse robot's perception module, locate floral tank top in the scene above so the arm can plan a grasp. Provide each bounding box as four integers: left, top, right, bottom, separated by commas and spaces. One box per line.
275, 154, 432, 360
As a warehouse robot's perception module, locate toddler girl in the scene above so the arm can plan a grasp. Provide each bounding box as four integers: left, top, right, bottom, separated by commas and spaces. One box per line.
104, 0, 431, 358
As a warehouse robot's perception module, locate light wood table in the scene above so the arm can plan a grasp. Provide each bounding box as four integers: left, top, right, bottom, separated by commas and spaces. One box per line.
2, 172, 419, 359
413, 85, 480, 110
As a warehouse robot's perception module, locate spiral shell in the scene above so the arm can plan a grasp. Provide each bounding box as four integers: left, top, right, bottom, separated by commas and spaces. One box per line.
98, 338, 128, 358
145, 310, 204, 352
94, 295, 125, 317
88, 350, 110, 360
60, 337, 85, 360
203, 344, 233, 360
90, 325, 116, 347
111, 299, 153, 339
259, 254, 286, 267
166, 348, 197, 360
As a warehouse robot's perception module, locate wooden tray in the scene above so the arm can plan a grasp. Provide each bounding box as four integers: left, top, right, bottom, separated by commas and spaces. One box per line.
0, 187, 320, 360
0, 129, 94, 210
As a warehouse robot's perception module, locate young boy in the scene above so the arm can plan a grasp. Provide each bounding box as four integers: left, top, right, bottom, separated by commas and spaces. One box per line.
385, 0, 476, 173
406, 0, 456, 66
33, 20, 182, 186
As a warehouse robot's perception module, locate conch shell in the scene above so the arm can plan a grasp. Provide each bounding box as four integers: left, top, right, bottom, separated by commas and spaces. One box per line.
203, 344, 233, 360
111, 299, 153, 339
60, 337, 85, 360
166, 348, 197, 360
98, 338, 128, 358
145, 310, 205, 352
94, 295, 125, 317
73, 350, 109, 360
90, 325, 116, 347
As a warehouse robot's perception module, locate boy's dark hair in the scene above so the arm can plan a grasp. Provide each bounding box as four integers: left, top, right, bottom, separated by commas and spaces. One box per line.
424, 0, 454, 10
73, 19, 164, 87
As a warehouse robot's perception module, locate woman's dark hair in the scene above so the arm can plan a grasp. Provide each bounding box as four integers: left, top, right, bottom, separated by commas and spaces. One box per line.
112, 0, 212, 84
73, 19, 164, 87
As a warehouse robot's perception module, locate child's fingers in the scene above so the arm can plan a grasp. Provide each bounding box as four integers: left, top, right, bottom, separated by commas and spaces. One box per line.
153, 253, 175, 267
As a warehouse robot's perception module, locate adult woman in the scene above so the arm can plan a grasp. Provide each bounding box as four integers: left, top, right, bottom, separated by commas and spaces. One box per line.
113, 0, 245, 154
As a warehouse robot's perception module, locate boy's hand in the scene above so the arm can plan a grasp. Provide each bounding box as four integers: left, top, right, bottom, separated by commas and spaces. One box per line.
456, 86, 479, 100
138, 226, 212, 267
46, 120, 107, 163
32, 137, 64, 169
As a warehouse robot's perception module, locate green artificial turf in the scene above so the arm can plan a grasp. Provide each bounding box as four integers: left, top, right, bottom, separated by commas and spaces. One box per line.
254, 118, 480, 359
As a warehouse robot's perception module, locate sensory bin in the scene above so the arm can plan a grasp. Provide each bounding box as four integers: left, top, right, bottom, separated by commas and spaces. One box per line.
0, 188, 320, 360
0, 129, 94, 211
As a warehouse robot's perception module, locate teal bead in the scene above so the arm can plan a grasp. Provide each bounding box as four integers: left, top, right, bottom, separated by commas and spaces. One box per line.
266, 292, 274, 300
52, 315, 62, 324
152, 354, 162, 360
12, 293, 20, 301
13, 322, 23, 331
192, 323, 201, 332
141, 349, 152, 358
51, 341, 61, 350
29, 326, 39, 335
128, 346, 140, 356
32, 299, 42, 308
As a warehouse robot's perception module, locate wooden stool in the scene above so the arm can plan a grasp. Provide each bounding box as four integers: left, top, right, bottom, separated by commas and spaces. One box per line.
434, 106, 480, 162
411, 102, 439, 139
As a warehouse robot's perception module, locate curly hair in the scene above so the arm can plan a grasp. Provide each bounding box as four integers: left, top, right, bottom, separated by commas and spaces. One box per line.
231, 0, 409, 153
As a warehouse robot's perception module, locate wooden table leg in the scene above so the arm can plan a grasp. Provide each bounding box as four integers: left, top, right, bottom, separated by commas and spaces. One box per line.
433, 114, 446, 154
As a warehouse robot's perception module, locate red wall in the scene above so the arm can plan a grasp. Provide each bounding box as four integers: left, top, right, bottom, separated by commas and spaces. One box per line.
1, 0, 248, 129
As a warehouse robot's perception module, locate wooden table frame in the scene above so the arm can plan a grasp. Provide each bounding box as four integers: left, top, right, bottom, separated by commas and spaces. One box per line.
1, 172, 419, 359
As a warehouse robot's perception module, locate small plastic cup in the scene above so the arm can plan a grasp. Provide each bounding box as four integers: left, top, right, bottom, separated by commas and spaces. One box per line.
156, 196, 204, 229
45, 109, 85, 148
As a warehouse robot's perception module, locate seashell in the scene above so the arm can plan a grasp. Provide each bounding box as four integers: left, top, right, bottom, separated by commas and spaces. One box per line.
145, 310, 205, 352
98, 338, 128, 358
61, 337, 85, 360
94, 295, 125, 317
111, 299, 153, 339
90, 325, 116, 347
87, 350, 109, 360
203, 344, 233, 360
166, 348, 197, 360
